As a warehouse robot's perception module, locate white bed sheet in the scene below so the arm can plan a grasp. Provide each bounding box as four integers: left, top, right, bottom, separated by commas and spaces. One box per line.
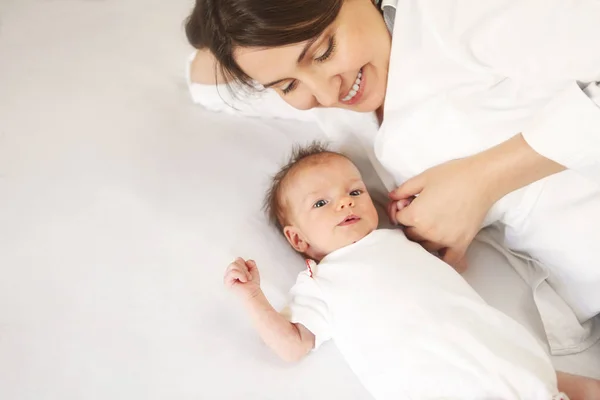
0, 1, 597, 400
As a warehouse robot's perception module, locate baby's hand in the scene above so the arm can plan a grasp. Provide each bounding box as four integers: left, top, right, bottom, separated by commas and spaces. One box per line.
387, 198, 413, 227
224, 257, 261, 300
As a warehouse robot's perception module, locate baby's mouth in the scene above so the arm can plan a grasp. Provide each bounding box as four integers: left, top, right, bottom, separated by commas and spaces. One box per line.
338, 214, 361, 226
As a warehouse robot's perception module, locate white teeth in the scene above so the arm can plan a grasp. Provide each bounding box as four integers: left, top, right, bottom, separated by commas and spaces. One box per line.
342, 69, 363, 102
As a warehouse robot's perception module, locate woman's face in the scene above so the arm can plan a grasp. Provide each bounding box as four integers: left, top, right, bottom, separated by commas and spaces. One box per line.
234, 0, 392, 112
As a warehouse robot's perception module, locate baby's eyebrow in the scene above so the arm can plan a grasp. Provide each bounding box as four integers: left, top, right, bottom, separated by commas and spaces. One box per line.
302, 191, 321, 205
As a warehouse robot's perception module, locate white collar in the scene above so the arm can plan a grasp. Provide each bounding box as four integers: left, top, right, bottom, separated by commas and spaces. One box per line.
379, 0, 398, 32
380, 0, 398, 8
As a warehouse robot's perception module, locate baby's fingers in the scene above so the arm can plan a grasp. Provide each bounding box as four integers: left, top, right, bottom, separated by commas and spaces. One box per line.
224, 268, 248, 288
232, 258, 252, 281
387, 201, 398, 225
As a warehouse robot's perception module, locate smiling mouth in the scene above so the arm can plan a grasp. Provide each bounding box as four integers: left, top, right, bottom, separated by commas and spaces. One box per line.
340, 67, 365, 105
338, 214, 361, 226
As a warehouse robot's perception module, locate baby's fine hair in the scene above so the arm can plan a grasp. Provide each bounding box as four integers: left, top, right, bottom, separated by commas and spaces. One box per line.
263, 141, 345, 231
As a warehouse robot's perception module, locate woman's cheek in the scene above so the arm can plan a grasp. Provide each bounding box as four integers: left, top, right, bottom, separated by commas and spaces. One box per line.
280, 92, 317, 111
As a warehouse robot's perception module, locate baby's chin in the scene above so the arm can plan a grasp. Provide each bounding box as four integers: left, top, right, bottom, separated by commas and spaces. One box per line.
317, 227, 376, 258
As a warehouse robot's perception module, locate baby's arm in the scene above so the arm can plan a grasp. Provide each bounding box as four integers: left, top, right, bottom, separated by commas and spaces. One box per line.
224, 258, 315, 362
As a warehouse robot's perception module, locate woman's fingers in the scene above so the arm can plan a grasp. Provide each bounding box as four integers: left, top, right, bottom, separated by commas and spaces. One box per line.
403, 226, 427, 242
389, 175, 425, 201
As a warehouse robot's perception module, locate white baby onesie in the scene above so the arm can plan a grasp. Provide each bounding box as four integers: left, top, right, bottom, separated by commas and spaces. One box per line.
283, 229, 559, 400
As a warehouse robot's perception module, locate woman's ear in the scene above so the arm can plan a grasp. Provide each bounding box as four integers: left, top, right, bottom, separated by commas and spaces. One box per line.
283, 226, 309, 253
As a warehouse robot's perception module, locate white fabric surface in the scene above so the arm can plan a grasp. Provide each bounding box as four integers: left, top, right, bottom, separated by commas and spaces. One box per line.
0, 1, 598, 400
285, 229, 558, 400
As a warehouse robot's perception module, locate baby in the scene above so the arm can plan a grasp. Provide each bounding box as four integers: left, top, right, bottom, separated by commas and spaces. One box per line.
224, 143, 599, 400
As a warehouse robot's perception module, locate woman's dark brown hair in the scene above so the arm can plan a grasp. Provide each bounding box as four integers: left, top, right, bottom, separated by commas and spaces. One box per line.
185, 0, 343, 88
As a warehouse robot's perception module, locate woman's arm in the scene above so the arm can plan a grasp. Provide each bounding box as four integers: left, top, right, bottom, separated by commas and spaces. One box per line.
477, 134, 565, 201
463, 0, 600, 181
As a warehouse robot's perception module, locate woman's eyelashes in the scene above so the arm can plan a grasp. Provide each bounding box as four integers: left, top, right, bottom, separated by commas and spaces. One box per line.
315, 36, 336, 63
281, 35, 337, 95
282, 80, 298, 94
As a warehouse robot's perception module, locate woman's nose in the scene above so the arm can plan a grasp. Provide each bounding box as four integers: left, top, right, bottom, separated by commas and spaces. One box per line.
314, 88, 339, 107
305, 74, 341, 107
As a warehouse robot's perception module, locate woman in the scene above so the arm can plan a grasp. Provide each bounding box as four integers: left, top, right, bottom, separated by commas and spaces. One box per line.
185, 0, 600, 337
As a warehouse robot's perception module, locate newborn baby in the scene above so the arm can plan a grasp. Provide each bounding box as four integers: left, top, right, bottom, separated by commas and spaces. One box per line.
223, 142, 598, 399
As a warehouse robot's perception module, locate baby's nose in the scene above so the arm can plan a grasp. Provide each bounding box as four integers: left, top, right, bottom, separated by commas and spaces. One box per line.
339, 197, 355, 209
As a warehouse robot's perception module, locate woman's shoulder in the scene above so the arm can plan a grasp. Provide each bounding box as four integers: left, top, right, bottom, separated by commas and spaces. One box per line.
189, 49, 229, 85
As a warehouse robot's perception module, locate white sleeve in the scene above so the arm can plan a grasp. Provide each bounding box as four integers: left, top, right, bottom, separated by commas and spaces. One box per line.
281, 271, 332, 349
463, 0, 600, 182
185, 51, 316, 122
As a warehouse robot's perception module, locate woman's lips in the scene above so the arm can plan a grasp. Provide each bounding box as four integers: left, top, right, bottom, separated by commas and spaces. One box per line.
340, 67, 366, 106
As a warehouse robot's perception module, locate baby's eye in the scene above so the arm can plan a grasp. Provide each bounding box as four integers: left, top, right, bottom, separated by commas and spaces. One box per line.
350, 189, 362, 196
313, 199, 328, 208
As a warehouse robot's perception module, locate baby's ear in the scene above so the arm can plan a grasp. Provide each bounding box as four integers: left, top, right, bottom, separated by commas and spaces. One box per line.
283, 226, 309, 253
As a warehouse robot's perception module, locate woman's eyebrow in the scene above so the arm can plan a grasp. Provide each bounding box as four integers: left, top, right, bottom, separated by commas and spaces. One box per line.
262, 36, 322, 88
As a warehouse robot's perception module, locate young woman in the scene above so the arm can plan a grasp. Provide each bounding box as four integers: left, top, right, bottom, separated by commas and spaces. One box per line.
185, 0, 600, 337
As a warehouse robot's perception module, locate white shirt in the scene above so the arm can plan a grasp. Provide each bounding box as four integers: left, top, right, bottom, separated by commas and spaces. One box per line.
283, 230, 558, 400
378, 0, 600, 182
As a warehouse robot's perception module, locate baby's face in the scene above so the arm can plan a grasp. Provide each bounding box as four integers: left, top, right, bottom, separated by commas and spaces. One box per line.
282, 155, 379, 260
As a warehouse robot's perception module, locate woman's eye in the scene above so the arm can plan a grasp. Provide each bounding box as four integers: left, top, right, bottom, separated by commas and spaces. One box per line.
350, 189, 362, 196
313, 199, 328, 208
315, 36, 336, 63
282, 80, 298, 95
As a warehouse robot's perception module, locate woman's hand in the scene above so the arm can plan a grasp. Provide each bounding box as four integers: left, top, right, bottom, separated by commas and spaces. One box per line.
388, 134, 566, 270
389, 156, 496, 270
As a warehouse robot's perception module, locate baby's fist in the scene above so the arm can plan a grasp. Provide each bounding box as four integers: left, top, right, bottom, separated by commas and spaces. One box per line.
224, 257, 261, 300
